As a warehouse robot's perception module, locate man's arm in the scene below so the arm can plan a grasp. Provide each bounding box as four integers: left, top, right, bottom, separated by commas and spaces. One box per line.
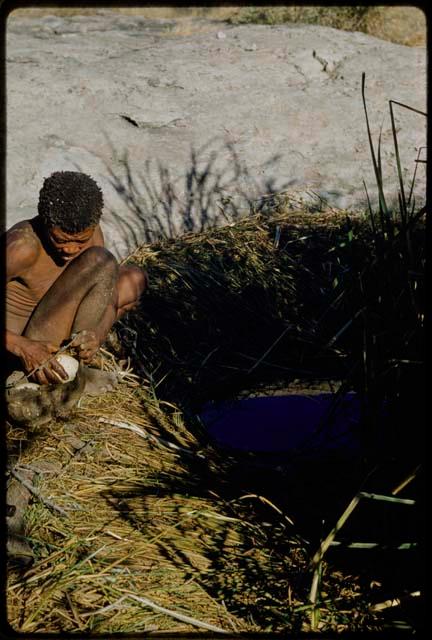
5, 226, 39, 281
5, 329, 62, 380
4, 228, 68, 383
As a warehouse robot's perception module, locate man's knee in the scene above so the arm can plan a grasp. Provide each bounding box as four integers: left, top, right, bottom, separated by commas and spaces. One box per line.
117, 265, 148, 309
77, 246, 118, 274
129, 266, 148, 295
120, 265, 148, 294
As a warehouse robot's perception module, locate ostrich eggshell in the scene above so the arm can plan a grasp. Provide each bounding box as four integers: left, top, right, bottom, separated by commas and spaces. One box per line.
55, 354, 79, 382
14, 382, 40, 392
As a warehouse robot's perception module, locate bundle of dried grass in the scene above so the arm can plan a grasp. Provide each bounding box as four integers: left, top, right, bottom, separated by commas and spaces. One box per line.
7, 374, 379, 634
6, 381, 251, 634
118, 207, 376, 407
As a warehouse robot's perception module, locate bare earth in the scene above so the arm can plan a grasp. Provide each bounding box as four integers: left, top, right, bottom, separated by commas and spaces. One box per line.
6, 8, 426, 257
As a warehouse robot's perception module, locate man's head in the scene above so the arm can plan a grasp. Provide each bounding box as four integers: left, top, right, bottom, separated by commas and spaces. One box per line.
38, 171, 103, 233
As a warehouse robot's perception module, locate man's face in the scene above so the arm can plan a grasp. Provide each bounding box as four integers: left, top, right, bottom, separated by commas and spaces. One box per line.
47, 225, 95, 263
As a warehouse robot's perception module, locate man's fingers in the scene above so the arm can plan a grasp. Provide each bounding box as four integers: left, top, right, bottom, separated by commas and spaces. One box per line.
71, 330, 89, 345
79, 350, 93, 363
68, 331, 98, 362
46, 365, 69, 384
72, 333, 98, 352
34, 368, 49, 385
50, 359, 69, 380
79, 344, 97, 355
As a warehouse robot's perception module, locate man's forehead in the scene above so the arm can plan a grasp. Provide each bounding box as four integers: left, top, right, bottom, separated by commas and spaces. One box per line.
50, 226, 95, 241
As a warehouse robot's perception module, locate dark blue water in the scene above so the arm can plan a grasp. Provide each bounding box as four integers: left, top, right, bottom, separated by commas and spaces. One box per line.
200, 393, 361, 456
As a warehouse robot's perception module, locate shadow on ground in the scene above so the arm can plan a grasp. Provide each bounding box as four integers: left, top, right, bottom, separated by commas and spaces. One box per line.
74, 138, 342, 256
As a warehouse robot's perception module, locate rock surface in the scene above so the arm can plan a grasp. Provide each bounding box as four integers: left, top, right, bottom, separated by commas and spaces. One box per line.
6, 13, 426, 257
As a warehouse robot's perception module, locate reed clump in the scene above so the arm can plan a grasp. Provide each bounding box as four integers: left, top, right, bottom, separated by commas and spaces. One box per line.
121, 208, 363, 406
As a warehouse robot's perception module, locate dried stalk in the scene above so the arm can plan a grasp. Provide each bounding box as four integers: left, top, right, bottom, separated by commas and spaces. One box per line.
370, 590, 420, 612
310, 494, 361, 570
98, 417, 205, 459
9, 467, 69, 517
82, 593, 230, 634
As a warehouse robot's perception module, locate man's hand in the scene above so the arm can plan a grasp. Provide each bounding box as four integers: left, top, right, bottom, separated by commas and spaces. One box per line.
71, 330, 100, 363
15, 336, 68, 385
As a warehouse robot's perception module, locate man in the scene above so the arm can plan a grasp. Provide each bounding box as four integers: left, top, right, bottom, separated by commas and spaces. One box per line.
4, 171, 147, 385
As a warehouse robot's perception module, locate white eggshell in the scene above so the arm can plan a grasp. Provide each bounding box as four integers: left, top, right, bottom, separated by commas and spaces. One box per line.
55, 354, 79, 382
14, 382, 40, 392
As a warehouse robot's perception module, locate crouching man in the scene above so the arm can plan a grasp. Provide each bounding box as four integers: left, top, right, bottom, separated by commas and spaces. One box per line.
4, 170, 147, 385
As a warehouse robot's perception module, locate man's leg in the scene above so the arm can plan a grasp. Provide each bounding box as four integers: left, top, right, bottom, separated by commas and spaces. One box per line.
76, 264, 148, 354
116, 265, 148, 319
24, 247, 118, 345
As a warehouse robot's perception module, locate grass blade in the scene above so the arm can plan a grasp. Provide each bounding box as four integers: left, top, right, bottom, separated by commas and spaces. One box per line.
407, 145, 426, 210
389, 100, 408, 226
361, 73, 388, 216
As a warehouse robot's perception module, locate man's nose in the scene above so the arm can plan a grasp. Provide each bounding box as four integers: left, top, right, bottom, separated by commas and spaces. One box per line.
62, 244, 81, 255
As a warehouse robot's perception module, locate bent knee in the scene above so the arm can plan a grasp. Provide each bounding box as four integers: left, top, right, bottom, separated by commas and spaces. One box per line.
119, 265, 148, 295
117, 265, 148, 309
131, 266, 148, 295
79, 246, 118, 272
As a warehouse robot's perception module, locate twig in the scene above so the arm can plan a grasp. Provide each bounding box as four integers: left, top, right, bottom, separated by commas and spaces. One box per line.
310, 493, 362, 570
308, 487, 417, 628
81, 594, 131, 617
66, 592, 85, 630
58, 438, 97, 475
358, 491, 415, 505
98, 347, 140, 383
309, 561, 322, 630
324, 306, 366, 349
98, 417, 206, 459
310, 490, 415, 572
308, 492, 361, 628
391, 465, 421, 496
370, 590, 420, 613
9, 467, 69, 517
247, 325, 291, 374
83, 593, 230, 634
329, 541, 417, 550
238, 493, 295, 526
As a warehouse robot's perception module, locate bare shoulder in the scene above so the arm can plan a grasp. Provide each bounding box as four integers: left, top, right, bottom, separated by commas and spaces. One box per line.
92, 224, 105, 247
4, 219, 40, 279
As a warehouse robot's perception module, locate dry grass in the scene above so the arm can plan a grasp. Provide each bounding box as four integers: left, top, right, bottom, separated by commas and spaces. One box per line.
8, 5, 426, 47
6, 199, 423, 632
116, 205, 376, 408
7, 365, 379, 633
227, 5, 426, 47
4, 5, 424, 624
7, 381, 254, 634
5, 206, 396, 633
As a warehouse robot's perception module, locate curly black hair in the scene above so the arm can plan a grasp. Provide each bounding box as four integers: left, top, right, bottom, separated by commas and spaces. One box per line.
38, 171, 104, 233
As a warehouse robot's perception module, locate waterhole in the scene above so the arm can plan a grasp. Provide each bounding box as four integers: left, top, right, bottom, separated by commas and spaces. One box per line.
200, 391, 361, 457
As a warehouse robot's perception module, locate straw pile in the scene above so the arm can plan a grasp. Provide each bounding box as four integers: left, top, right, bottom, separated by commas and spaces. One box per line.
7, 206, 422, 633
7, 373, 380, 634
6, 380, 252, 634
120, 207, 375, 409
